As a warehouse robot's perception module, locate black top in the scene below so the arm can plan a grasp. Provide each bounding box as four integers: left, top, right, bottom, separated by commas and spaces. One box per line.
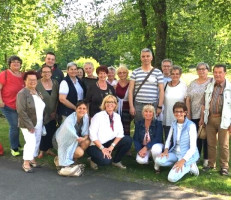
86, 82, 116, 118
82, 77, 98, 92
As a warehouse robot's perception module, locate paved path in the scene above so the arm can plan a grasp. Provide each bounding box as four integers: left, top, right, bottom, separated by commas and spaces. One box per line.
0, 158, 223, 200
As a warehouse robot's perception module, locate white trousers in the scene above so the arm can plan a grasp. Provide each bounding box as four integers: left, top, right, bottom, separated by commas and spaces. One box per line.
136, 143, 163, 164
21, 126, 42, 160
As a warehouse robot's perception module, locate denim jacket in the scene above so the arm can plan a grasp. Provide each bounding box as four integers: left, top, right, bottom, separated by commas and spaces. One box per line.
204, 78, 231, 129
133, 119, 163, 152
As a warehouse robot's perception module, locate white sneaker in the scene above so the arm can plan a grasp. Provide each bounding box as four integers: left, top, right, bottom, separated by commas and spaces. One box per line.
112, 161, 126, 169
203, 159, 208, 167
87, 157, 98, 170
190, 163, 199, 176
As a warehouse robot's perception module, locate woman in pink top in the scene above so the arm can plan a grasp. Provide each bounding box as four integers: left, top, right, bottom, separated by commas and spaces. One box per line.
0, 56, 24, 156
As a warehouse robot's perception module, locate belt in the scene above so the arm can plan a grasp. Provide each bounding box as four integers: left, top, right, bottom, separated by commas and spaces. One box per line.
209, 114, 221, 118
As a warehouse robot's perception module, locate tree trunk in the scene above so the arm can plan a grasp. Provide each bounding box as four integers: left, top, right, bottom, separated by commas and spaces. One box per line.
151, 0, 168, 69
138, 0, 155, 64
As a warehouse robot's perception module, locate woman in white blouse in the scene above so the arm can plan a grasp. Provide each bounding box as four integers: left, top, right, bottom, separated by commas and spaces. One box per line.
162, 66, 187, 141
87, 95, 132, 170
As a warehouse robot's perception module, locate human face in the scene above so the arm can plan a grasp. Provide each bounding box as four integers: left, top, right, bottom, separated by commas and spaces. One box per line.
77, 69, 84, 79
197, 65, 208, 79
143, 109, 154, 121
41, 67, 52, 80
140, 52, 153, 66
84, 64, 94, 77
170, 69, 181, 83
10, 60, 21, 72
161, 61, 172, 76
76, 104, 87, 118
45, 54, 55, 67
25, 74, 37, 90
98, 71, 107, 81
105, 98, 116, 113
67, 66, 78, 78
117, 70, 128, 81
213, 67, 226, 84
173, 108, 186, 123
108, 70, 115, 81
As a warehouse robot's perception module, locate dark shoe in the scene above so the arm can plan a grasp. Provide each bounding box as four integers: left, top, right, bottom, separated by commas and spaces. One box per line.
220, 168, 229, 176
29, 161, 41, 168
22, 164, 33, 173
202, 166, 216, 172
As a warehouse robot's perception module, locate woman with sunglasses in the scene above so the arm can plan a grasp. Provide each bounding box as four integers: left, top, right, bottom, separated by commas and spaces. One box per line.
155, 102, 199, 182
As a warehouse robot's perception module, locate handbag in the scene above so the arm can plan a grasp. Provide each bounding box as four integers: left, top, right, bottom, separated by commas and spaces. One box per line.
198, 125, 206, 139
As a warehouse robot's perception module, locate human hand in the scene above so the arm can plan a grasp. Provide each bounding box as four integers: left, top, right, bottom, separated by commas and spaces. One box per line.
0, 100, 5, 108
29, 128, 35, 133
129, 106, 136, 116
77, 137, 85, 143
172, 159, 185, 173
199, 118, 204, 126
107, 145, 114, 153
102, 148, 112, 159
159, 149, 168, 158
156, 108, 162, 116
138, 146, 148, 158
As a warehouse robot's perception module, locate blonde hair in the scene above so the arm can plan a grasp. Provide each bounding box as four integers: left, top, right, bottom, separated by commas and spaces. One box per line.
117, 66, 129, 75
100, 95, 118, 111
142, 104, 155, 118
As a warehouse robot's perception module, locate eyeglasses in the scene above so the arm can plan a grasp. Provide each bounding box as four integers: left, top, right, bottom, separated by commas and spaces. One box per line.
11, 61, 21, 64
42, 71, 51, 74
106, 101, 115, 104
197, 68, 207, 71
174, 111, 185, 114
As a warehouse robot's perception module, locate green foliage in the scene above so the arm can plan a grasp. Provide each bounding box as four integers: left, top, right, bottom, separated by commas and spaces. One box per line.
73, 57, 100, 68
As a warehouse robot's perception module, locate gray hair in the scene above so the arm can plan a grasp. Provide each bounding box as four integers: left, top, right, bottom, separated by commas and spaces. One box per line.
67, 62, 77, 70
170, 65, 182, 75
196, 62, 209, 70
141, 48, 153, 56
108, 66, 116, 73
161, 59, 173, 66
83, 62, 94, 69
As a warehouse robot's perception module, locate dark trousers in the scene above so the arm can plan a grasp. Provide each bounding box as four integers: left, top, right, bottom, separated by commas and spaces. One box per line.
163, 125, 171, 142
191, 118, 208, 159
87, 135, 132, 166
40, 120, 57, 151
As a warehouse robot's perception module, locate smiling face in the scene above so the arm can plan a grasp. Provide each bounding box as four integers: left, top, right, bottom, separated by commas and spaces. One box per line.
25, 74, 37, 90
76, 103, 88, 119
67, 65, 78, 78
77, 68, 84, 79
10, 60, 21, 73
45, 54, 55, 67
140, 52, 153, 66
162, 61, 172, 77
197, 64, 208, 79
41, 66, 52, 80
143, 109, 154, 120
117, 69, 128, 80
84, 64, 94, 77
170, 69, 181, 82
105, 97, 116, 113
98, 71, 107, 81
173, 108, 186, 123
213, 67, 226, 84
108, 69, 116, 81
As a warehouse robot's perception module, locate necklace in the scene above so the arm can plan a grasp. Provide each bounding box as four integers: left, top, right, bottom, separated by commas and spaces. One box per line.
170, 81, 180, 87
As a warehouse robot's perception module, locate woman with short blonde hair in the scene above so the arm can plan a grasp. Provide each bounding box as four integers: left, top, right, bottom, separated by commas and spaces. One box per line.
87, 95, 132, 170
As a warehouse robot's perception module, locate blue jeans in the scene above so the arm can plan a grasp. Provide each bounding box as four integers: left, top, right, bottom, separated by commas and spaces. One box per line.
87, 135, 132, 166
1, 106, 20, 150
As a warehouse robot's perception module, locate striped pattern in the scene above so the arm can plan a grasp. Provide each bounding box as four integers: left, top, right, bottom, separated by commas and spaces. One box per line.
210, 82, 225, 114
130, 67, 163, 103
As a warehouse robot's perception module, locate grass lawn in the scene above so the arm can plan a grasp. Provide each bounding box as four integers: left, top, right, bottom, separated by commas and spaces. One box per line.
0, 116, 231, 197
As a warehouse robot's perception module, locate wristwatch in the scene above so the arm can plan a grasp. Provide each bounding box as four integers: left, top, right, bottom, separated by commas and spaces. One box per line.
111, 143, 116, 147
157, 105, 162, 109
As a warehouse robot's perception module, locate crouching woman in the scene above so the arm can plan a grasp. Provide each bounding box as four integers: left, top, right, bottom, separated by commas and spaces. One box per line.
155, 102, 199, 182
133, 105, 163, 173
55, 101, 90, 167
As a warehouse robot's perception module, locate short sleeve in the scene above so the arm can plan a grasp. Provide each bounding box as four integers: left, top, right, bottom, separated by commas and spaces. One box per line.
0, 71, 6, 85
59, 80, 69, 95
130, 70, 136, 81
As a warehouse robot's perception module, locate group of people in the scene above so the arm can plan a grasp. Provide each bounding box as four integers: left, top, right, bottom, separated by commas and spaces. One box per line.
0, 48, 230, 182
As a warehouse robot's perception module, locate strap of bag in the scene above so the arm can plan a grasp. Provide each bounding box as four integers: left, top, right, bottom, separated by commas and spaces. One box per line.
134, 67, 155, 100
164, 82, 168, 92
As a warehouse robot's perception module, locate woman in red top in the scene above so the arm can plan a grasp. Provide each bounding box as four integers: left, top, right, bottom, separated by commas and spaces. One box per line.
115, 66, 131, 136
0, 56, 24, 156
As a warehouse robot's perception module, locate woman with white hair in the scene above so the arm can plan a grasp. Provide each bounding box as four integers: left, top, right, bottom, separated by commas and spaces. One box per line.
59, 62, 86, 121
133, 105, 163, 173
107, 66, 118, 87
87, 95, 132, 170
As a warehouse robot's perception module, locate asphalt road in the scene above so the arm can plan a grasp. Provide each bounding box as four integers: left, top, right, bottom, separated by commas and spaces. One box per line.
0, 158, 223, 200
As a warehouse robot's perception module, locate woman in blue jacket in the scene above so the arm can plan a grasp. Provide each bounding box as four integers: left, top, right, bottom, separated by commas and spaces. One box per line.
155, 102, 199, 182
133, 105, 163, 173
